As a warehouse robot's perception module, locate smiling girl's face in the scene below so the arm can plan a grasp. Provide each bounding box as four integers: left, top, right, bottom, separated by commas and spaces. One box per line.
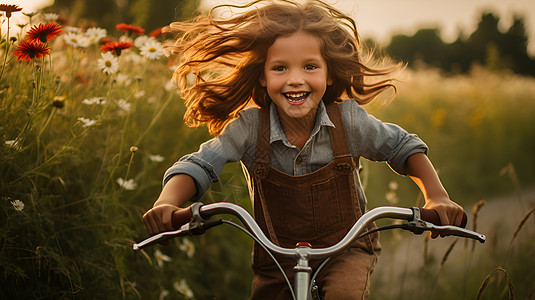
261, 31, 332, 127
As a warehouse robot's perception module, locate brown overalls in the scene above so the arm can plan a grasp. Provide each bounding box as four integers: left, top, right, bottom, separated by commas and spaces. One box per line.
250, 102, 380, 300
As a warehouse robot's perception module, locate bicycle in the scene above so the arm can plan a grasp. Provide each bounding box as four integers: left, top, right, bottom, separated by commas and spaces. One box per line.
133, 202, 486, 300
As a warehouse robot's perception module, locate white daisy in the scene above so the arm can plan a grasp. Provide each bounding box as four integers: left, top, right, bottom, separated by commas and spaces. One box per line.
81, 97, 106, 105
98, 52, 119, 75
115, 73, 131, 85
11, 199, 25, 212
116, 99, 131, 112
123, 51, 143, 64
134, 35, 156, 48
173, 279, 194, 299
85, 27, 107, 45
178, 238, 195, 258
154, 249, 172, 267
116, 178, 137, 190
159, 290, 170, 300
119, 34, 133, 43
140, 40, 163, 60
63, 32, 90, 48
63, 26, 82, 34
148, 154, 165, 162
42, 13, 59, 23
77, 117, 97, 128
134, 90, 145, 99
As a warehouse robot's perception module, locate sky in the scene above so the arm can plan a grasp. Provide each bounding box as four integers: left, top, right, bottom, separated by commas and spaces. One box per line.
7, 0, 535, 55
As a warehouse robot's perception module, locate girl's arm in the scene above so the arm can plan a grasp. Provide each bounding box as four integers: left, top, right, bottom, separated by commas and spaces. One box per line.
406, 152, 465, 238
143, 174, 197, 236
141, 109, 256, 236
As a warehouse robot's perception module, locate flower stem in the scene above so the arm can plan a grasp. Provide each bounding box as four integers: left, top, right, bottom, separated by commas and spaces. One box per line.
123, 151, 135, 182
0, 17, 12, 81
135, 91, 174, 145
37, 108, 56, 142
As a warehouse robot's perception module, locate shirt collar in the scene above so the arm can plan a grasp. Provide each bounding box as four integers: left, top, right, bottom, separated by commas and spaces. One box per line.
269, 100, 335, 145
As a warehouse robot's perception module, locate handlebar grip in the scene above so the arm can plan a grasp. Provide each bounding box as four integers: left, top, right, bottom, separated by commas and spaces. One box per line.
419, 208, 467, 228
172, 207, 193, 229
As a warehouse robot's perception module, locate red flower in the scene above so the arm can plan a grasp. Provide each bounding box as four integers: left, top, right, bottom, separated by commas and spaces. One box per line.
116, 23, 144, 36
148, 27, 163, 38
100, 41, 133, 56
0, 4, 22, 18
26, 22, 62, 43
99, 37, 114, 45
13, 40, 50, 61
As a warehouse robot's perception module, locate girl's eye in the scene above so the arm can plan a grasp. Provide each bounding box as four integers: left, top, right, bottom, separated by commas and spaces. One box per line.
305, 65, 318, 70
273, 66, 286, 72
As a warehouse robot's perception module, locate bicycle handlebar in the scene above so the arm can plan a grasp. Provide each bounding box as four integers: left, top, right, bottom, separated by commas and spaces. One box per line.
133, 202, 485, 255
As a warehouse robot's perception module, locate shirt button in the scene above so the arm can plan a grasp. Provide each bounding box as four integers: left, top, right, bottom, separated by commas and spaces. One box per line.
296, 156, 303, 164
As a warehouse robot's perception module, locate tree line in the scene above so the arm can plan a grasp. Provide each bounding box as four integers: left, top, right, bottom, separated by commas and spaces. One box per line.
46, 2, 534, 76
380, 12, 535, 76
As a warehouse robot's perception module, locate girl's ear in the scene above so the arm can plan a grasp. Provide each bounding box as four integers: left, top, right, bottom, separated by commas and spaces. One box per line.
259, 75, 266, 87
327, 75, 333, 86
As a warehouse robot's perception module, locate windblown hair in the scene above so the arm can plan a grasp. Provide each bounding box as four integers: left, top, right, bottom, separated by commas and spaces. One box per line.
165, 0, 400, 135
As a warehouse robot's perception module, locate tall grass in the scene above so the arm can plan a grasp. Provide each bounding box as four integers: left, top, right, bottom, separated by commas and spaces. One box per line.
1, 8, 534, 300
0, 10, 230, 299
362, 67, 535, 298
365, 66, 535, 203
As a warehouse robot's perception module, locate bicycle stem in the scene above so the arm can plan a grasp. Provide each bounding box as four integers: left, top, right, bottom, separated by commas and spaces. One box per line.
294, 247, 313, 300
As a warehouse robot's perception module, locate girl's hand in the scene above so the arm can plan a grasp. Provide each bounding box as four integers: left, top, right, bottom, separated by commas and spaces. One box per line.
406, 153, 465, 238
423, 196, 465, 238
143, 204, 182, 236
143, 174, 198, 236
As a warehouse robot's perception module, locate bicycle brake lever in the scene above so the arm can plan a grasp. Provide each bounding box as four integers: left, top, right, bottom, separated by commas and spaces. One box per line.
406, 221, 486, 243
133, 225, 191, 252
133, 203, 225, 253
133, 219, 224, 253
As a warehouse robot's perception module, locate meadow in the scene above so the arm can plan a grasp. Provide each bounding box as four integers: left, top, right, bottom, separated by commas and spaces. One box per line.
1, 6, 534, 299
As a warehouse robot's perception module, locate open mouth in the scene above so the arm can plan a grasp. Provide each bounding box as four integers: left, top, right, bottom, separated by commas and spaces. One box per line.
283, 92, 310, 104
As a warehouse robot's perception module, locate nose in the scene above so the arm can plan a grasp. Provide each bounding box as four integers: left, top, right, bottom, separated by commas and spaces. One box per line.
287, 69, 305, 86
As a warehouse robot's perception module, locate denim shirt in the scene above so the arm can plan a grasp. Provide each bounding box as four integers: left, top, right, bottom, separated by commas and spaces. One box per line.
164, 100, 428, 204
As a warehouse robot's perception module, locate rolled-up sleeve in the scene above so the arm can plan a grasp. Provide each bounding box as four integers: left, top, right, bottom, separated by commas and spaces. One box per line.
163, 156, 218, 200
343, 101, 428, 175
163, 109, 258, 200
385, 132, 428, 175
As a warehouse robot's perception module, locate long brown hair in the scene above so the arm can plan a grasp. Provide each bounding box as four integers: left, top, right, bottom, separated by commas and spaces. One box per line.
165, 0, 399, 135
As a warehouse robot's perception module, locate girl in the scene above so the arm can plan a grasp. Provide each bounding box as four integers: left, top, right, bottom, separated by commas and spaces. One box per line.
143, 0, 465, 299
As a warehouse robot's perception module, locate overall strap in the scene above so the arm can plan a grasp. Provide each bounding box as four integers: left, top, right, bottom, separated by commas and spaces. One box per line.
325, 102, 352, 158
253, 107, 272, 170
252, 107, 280, 245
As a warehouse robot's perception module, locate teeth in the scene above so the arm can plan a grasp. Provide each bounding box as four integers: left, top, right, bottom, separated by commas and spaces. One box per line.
287, 92, 307, 98
284, 92, 309, 102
